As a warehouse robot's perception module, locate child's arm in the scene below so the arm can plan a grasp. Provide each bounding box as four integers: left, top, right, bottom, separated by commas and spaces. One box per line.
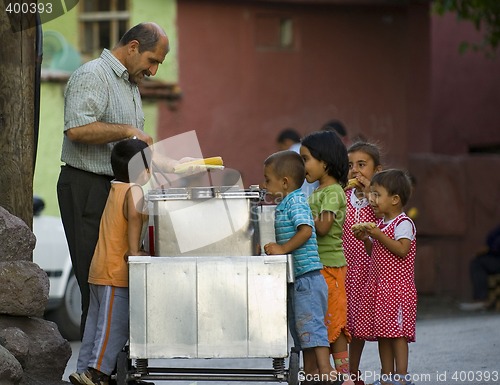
363, 237, 373, 255
365, 226, 411, 259
264, 224, 312, 255
352, 227, 373, 255
314, 210, 335, 237
124, 185, 148, 258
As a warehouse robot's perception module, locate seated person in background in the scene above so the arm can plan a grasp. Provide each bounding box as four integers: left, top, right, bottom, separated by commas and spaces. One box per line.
459, 224, 500, 311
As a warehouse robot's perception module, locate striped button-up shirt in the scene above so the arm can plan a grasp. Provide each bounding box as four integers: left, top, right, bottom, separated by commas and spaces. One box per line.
61, 49, 145, 176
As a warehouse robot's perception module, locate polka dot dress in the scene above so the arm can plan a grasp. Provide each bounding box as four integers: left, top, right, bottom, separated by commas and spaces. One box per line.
356, 214, 417, 342
343, 188, 377, 339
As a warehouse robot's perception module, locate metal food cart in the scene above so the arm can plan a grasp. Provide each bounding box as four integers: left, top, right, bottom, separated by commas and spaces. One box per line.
116, 185, 299, 384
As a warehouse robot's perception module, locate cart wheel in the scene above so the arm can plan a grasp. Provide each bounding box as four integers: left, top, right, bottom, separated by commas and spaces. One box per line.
287, 347, 300, 385
116, 349, 131, 385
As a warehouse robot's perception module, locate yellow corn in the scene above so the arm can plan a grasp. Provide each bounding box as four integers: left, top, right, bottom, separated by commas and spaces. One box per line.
174, 156, 224, 173
344, 178, 361, 191
351, 222, 376, 232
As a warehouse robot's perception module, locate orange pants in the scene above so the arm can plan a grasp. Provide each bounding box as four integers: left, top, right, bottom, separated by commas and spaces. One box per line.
321, 266, 351, 344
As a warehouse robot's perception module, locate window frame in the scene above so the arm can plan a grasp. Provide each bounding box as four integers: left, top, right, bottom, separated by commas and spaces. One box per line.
78, 0, 130, 59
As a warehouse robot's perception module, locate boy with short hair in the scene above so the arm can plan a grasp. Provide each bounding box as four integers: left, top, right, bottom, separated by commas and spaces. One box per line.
70, 138, 151, 385
263, 150, 353, 385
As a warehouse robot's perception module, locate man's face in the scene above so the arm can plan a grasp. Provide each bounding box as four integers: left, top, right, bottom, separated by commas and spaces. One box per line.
127, 35, 169, 84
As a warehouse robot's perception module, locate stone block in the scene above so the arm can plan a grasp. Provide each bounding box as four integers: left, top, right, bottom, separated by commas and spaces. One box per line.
0, 261, 49, 317
0, 316, 71, 382
0, 327, 29, 367
0, 343, 23, 384
0, 206, 36, 262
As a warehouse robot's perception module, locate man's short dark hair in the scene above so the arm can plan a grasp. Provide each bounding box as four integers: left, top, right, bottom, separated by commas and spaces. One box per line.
119, 22, 163, 53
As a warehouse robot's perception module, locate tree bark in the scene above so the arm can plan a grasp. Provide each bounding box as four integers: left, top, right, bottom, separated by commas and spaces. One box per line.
0, 1, 36, 227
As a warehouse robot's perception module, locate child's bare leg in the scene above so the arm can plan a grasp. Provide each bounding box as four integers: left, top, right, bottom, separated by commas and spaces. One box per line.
331, 331, 348, 354
331, 332, 350, 376
302, 348, 320, 377
377, 338, 395, 377
392, 337, 409, 376
316, 346, 337, 380
349, 337, 365, 377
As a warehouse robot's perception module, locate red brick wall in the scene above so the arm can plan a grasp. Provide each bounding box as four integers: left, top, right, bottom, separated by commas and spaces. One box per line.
410, 155, 500, 298
158, 0, 430, 185
431, 13, 500, 154
153, 1, 500, 300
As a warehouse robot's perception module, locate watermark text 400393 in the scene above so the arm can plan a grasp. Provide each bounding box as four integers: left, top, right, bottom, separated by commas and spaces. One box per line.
3, 1, 79, 32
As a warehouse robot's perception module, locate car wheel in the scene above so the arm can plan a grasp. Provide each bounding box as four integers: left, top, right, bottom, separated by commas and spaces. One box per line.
45, 273, 81, 341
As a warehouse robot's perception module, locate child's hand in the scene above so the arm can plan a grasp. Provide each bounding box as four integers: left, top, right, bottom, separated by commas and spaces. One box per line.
264, 242, 285, 255
123, 249, 149, 262
352, 228, 369, 241
364, 225, 382, 240
356, 175, 372, 195
352, 222, 376, 240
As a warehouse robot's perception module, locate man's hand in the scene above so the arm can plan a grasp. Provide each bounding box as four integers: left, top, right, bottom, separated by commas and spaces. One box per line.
154, 156, 204, 174
130, 128, 153, 146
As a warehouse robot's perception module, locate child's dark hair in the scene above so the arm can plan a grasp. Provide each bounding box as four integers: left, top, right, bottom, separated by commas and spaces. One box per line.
371, 169, 412, 206
264, 150, 305, 190
347, 141, 382, 168
111, 138, 150, 183
301, 130, 349, 187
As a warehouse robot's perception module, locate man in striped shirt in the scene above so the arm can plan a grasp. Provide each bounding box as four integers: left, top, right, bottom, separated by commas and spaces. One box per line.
57, 22, 169, 341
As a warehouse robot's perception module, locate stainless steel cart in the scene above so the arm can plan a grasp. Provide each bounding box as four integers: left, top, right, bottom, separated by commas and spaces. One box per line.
116, 186, 299, 384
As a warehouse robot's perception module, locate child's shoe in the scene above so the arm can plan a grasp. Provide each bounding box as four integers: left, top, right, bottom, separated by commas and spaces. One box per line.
80, 368, 110, 385
69, 372, 85, 385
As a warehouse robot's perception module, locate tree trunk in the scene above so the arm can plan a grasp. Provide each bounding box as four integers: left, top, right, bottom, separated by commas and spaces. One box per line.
0, 1, 37, 227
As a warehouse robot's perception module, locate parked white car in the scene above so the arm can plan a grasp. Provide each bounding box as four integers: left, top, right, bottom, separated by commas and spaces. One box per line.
32, 199, 81, 341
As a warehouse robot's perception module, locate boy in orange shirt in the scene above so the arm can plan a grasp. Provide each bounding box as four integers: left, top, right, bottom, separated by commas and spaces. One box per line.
70, 139, 151, 385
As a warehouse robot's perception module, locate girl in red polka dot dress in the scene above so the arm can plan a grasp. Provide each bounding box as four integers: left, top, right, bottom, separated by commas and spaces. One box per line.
343, 142, 382, 385
353, 169, 417, 385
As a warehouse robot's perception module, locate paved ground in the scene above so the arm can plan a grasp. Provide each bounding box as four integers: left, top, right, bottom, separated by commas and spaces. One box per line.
63, 296, 500, 385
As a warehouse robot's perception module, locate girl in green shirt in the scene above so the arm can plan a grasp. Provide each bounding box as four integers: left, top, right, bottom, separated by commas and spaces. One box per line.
301, 130, 352, 380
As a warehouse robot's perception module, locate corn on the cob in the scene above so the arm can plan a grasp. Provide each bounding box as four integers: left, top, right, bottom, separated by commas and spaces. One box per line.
351, 222, 377, 232
174, 156, 224, 173
344, 178, 361, 191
